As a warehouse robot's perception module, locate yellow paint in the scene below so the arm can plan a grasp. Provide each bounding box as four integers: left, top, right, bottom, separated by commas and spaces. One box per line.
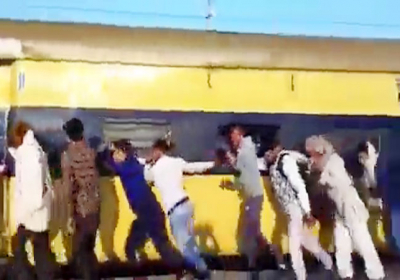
11, 60, 400, 116
0, 65, 11, 107
4, 176, 386, 263
0, 60, 392, 262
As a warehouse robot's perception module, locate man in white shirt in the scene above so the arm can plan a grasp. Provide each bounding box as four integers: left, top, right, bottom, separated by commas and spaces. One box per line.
144, 138, 216, 279
305, 135, 385, 280
221, 126, 284, 270
9, 122, 55, 280
265, 140, 332, 280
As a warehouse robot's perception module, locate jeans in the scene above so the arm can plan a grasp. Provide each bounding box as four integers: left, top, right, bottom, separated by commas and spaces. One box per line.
169, 201, 208, 273
13, 226, 55, 280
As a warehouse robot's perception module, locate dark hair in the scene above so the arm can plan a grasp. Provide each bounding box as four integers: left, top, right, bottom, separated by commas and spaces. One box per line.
11, 121, 32, 147
230, 125, 245, 135
152, 138, 175, 153
266, 138, 282, 151
63, 118, 84, 142
112, 139, 134, 154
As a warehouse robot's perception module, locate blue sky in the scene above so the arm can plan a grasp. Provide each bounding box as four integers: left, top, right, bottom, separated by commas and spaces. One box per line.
1, 0, 400, 39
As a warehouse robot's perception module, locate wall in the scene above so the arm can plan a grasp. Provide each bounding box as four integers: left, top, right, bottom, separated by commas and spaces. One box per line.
1, 1, 400, 39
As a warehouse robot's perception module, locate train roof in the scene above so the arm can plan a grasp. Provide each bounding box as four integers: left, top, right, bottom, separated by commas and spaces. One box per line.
1, 19, 400, 72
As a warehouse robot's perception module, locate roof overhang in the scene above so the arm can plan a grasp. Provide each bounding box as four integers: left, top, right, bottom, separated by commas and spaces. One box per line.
1, 20, 400, 72
0, 37, 22, 59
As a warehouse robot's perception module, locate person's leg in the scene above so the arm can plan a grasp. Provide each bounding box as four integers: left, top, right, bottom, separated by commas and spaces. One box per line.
169, 203, 208, 275
125, 217, 148, 262
251, 195, 286, 269
147, 213, 183, 268
13, 226, 33, 280
32, 231, 56, 280
84, 230, 100, 280
84, 214, 100, 280
287, 207, 307, 280
350, 220, 385, 280
334, 219, 354, 279
241, 196, 263, 268
73, 214, 100, 280
301, 226, 333, 270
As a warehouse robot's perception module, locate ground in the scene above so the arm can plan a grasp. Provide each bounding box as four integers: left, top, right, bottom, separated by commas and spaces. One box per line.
1, 254, 399, 279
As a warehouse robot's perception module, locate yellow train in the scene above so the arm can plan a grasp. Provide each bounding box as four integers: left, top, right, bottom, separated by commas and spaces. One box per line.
0, 20, 400, 264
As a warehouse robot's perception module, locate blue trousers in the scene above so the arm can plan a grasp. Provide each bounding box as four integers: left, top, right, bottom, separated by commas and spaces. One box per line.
169, 201, 208, 273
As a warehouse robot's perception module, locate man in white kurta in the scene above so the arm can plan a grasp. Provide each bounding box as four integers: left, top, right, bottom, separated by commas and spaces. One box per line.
306, 135, 385, 280
10, 127, 54, 280
266, 142, 332, 280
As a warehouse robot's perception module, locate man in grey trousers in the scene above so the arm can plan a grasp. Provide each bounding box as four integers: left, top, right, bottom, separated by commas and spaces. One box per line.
220, 125, 285, 271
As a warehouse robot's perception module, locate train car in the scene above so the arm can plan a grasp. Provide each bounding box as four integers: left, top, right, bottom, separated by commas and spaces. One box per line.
0, 20, 400, 265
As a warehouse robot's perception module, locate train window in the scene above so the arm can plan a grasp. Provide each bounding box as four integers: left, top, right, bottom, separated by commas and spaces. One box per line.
102, 118, 171, 158
218, 123, 280, 157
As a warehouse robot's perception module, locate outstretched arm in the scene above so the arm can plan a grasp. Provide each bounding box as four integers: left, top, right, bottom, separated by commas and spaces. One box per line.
181, 159, 214, 174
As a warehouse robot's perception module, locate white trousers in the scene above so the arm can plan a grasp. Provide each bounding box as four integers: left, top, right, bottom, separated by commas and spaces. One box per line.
287, 205, 333, 280
334, 218, 385, 280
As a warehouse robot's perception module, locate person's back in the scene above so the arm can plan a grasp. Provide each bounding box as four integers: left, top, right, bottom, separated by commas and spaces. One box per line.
63, 142, 100, 218
107, 152, 162, 214
149, 155, 188, 212
61, 117, 101, 280
320, 152, 368, 223
235, 136, 264, 198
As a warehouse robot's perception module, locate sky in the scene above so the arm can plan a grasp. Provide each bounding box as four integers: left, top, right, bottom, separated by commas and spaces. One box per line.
1, 0, 400, 39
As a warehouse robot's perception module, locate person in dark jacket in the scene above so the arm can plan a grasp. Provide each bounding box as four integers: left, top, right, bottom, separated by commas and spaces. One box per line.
99, 139, 180, 266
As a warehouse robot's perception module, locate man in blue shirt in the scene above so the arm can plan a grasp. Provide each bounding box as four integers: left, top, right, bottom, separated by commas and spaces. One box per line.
99, 139, 181, 266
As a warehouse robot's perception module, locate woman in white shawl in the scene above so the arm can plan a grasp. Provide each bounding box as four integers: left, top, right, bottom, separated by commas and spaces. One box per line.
9, 121, 55, 280
305, 135, 384, 280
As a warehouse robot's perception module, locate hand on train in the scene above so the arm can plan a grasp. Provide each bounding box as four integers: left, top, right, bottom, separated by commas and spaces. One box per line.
219, 179, 234, 189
